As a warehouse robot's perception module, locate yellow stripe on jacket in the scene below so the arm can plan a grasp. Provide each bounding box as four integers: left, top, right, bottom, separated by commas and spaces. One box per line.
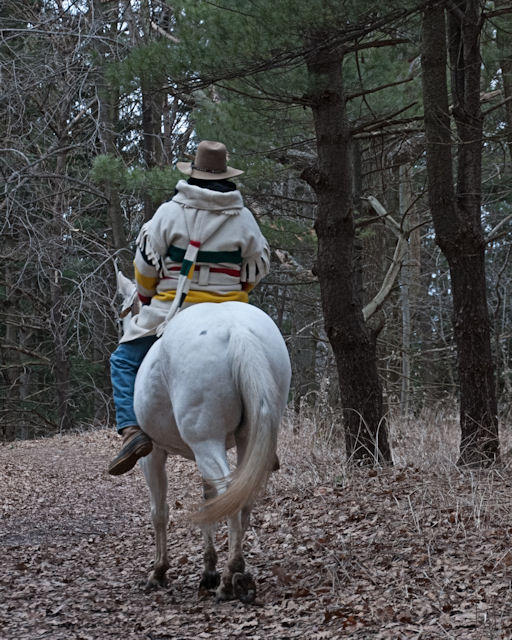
153, 290, 249, 304
134, 263, 159, 295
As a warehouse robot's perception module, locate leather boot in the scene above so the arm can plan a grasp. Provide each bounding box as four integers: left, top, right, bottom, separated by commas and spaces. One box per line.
108, 426, 153, 476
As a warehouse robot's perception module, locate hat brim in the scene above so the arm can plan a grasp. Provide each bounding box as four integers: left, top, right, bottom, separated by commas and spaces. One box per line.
176, 161, 244, 180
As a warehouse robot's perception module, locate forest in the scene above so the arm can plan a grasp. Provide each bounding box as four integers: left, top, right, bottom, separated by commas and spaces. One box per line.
4, 2, 512, 638
2, 0, 512, 467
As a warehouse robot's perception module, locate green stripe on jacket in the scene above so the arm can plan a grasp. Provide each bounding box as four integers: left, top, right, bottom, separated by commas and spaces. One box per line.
167, 244, 243, 265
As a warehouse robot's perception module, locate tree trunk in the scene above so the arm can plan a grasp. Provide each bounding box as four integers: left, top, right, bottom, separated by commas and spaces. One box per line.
495, 0, 512, 163
304, 38, 391, 464
93, 0, 130, 271
2, 262, 20, 440
421, 1, 499, 465
51, 268, 72, 433
51, 149, 73, 432
399, 165, 413, 415
141, 77, 161, 221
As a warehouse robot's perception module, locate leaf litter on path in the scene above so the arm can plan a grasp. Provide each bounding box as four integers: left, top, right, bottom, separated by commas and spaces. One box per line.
1, 425, 512, 639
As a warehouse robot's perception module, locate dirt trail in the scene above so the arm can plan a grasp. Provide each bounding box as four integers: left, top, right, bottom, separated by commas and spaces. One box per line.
1, 427, 512, 639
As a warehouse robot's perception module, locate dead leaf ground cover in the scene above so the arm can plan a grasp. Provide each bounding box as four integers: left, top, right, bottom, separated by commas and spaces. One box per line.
1, 411, 512, 639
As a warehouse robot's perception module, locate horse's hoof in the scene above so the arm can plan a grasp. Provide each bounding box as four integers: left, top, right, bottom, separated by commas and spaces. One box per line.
232, 572, 256, 604
145, 574, 168, 593
215, 583, 234, 602
199, 570, 221, 591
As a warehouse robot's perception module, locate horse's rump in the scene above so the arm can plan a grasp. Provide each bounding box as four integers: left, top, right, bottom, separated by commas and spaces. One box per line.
134, 302, 291, 514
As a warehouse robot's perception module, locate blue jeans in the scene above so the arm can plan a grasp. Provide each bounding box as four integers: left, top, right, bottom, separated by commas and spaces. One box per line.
110, 336, 158, 433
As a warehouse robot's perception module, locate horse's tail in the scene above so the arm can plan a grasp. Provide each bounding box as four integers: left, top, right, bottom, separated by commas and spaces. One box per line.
191, 326, 281, 524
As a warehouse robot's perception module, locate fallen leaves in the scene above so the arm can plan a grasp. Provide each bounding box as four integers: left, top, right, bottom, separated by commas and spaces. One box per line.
1, 428, 512, 639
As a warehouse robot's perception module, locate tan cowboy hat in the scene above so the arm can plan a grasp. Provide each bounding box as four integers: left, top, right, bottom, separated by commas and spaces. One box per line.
176, 140, 244, 180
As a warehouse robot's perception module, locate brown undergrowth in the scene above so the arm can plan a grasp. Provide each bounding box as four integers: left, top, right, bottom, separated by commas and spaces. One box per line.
1, 411, 512, 639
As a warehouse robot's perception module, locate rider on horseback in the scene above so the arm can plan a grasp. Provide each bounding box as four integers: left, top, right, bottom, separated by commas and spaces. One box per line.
108, 141, 271, 476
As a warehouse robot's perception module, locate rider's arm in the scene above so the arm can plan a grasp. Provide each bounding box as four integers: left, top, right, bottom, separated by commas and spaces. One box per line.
133, 222, 161, 305
239, 208, 271, 288
133, 202, 182, 304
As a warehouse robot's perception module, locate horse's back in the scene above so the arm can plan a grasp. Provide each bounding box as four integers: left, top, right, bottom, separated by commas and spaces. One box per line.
166, 302, 289, 377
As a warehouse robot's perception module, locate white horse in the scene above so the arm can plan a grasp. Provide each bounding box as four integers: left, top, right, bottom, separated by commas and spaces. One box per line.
116, 272, 291, 602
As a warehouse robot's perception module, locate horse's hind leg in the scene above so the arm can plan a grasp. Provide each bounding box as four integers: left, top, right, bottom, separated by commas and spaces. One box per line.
216, 511, 256, 603
139, 447, 169, 591
215, 431, 255, 603
199, 481, 220, 592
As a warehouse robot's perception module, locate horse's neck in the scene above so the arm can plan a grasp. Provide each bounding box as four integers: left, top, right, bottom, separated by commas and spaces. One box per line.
122, 315, 132, 334
122, 299, 141, 334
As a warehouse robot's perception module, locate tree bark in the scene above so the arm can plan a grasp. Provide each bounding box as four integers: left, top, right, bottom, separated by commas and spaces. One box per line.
51, 148, 73, 433
495, 0, 512, 163
141, 77, 161, 221
304, 37, 391, 464
93, 0, 130, 270
421, 1, 499, 465
399, 165, 413, 416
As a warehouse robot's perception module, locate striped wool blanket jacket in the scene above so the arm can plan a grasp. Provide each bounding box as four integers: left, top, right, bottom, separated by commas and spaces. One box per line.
120, 180, 270, 343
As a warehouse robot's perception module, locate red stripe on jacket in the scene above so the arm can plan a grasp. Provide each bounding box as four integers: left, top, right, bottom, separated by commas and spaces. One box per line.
163, 266, 241, 278
138, 294, 152, 305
